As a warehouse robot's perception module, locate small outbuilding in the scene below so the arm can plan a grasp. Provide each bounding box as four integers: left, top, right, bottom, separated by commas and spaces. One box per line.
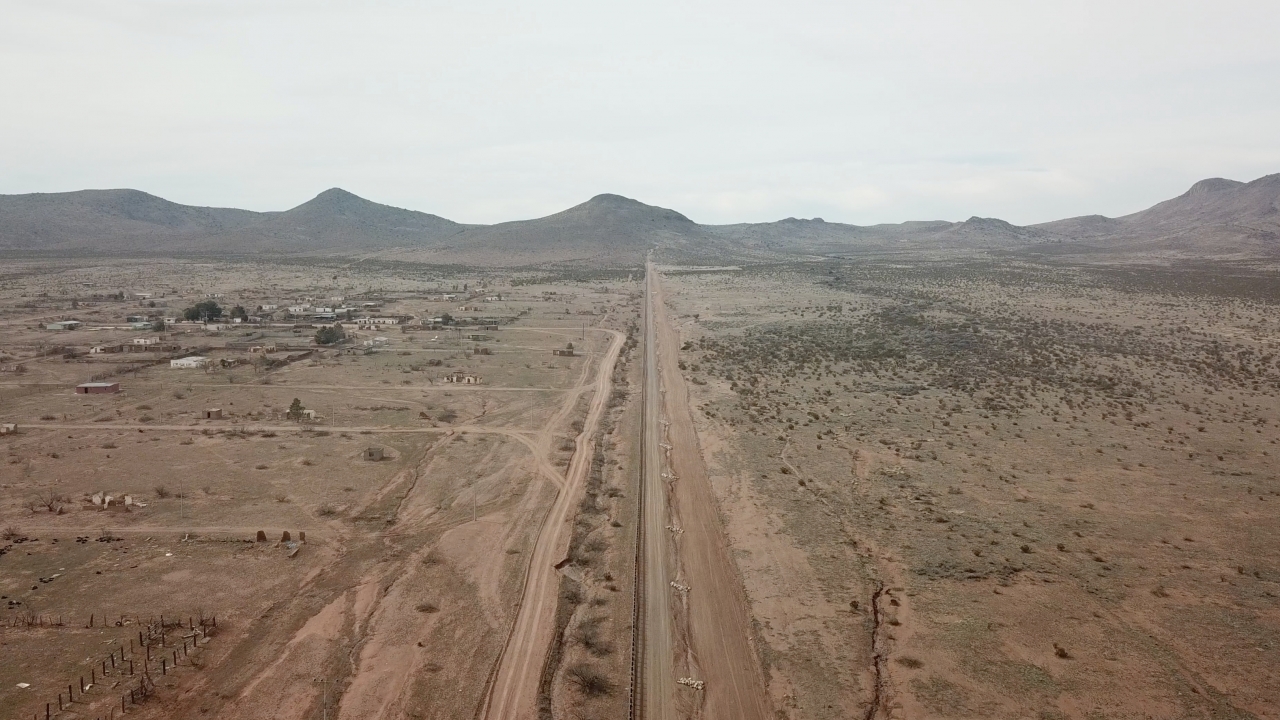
46, 320, 83, 331
203, 408, 223, 419
363, 446, 384, 461
171, 356, 210, 369
553, 349, 576, 357
0, 423, 16, 435
76, 382, 120, 394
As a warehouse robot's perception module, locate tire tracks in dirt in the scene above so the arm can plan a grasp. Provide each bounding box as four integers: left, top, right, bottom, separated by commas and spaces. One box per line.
480, 326, 625, 720
644, 260, 772, 720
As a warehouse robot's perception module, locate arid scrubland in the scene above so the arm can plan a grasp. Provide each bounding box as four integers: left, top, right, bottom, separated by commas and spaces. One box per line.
665, 258, 1280, 719
2, 251, 1279, 720
0, 258, 642, 720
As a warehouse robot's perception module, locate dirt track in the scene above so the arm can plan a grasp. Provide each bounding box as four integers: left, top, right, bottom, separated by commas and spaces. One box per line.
480, 327, 625, 720
636, 259, 771, 719
635, 256, 678, 719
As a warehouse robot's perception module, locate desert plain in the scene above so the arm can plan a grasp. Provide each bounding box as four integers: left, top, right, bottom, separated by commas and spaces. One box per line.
1, 202, 1279, 720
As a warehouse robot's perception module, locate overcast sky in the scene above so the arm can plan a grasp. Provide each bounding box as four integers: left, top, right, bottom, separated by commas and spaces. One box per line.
2, 1, 1278, 225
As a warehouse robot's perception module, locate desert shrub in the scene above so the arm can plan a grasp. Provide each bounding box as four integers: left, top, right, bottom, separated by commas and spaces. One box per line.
415, 601, 439, 613
153, 485, 171, 498
571, 617, 614, 657
566, 663, 615, 696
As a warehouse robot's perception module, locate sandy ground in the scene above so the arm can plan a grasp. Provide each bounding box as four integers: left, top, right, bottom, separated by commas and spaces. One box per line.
637, 261, 772, 719
481, 327, 624, 720
0, 261, 642, 720
660, 258, 1280, 719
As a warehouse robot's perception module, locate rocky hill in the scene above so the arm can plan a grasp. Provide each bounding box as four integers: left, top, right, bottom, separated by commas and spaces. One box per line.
2, 174, 1277, 264
1033, 174, 1280, 258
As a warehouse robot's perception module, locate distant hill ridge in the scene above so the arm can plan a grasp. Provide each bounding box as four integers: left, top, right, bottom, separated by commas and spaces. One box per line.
2, 173, 1277, 264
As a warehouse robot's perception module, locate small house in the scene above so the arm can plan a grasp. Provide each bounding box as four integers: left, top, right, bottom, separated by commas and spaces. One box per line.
170, 356, 210, 369
300, 409, 318, 420
76, 382, 120, 394
46, 320, 83, 331
132, 337, 160, 346
444, 371, 482, 385
363, 446, 384, 461
467, 333, 491, 341
89, 344, 120, 355
553, 349, 576, 357
203, 408, 223, 419
0, 423, 16, 435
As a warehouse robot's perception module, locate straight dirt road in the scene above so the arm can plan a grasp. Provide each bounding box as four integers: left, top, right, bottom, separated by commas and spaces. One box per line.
480, 328, 625, 720
635, 256, 677, 720
643, 258, 771, 719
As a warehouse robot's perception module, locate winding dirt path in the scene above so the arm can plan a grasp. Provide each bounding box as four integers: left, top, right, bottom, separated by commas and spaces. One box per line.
480, 327, 625, 720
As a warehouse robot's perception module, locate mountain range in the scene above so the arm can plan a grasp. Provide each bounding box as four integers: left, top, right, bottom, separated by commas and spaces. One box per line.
1, 174, 1277, 266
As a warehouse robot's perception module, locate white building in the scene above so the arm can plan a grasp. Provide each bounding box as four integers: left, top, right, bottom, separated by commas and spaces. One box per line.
132, 337, 160, 346
170, 356, 210, 369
